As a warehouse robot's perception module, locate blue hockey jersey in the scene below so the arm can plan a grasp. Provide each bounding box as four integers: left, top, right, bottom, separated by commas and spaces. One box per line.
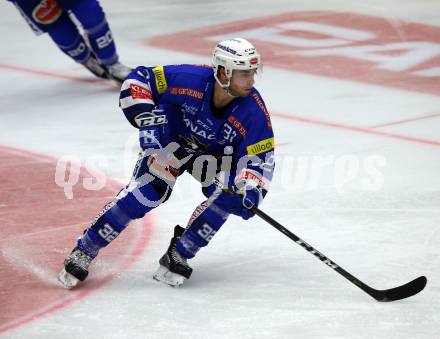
119, 64, 275, 192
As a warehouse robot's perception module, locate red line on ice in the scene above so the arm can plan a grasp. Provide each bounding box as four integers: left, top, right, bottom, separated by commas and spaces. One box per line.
0, 53, 440, 146
0, 63, 119, 88
0, 145, 154, 334
145, 11, 440, 96
370, 112, 440, 129
272, 112, 440, 147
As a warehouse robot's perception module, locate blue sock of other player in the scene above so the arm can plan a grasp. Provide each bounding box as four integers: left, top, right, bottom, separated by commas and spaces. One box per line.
47, 14, 109, 79
9, 0, 131, 82
61, 0, 118, 66
46, 15, 90, 64
64, 0, 132, 82
62, 0, 134, 82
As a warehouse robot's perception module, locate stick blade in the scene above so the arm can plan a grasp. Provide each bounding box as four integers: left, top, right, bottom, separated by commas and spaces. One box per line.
375, 276, 427, 302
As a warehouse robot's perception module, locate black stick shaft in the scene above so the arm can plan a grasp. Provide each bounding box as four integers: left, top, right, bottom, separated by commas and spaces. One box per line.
251, 206, 379, 299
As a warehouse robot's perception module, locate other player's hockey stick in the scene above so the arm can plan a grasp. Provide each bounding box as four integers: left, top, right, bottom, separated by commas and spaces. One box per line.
251, 206, 427, 302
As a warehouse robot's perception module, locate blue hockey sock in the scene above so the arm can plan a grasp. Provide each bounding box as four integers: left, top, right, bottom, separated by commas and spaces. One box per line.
176, 201, 229, 259
78, 202, 132, 257
68, 0, 118, 65
77, 231, 101, 258
175, 229, 203, 259
48, 16, 90, 63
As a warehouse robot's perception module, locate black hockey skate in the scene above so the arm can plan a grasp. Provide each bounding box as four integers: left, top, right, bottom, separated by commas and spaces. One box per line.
153, 225, 193, 287
58, 246, 94, 289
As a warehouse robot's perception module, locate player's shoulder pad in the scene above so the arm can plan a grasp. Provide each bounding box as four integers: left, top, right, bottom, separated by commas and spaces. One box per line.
123, 66, 151, 85
162, 64, 213, 90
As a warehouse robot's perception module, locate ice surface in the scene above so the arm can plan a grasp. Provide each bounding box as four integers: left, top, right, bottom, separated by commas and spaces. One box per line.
0, 1, 439, 338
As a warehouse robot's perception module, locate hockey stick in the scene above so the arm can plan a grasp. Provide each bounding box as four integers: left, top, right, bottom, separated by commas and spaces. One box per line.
251, 206, 427, 302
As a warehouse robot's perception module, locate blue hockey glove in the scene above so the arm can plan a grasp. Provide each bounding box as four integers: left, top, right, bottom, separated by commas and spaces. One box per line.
213, 188, 261, 220
137, 107, 169, 150
240, 188, 260, 220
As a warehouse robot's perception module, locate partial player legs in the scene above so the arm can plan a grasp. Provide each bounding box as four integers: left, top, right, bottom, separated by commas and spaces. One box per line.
59, 151, 174, 288
64, 0, 132, 81
153, 196, 230, 287
10, 0, 132, 82
58, 201, 133, 288
153, 225, 192, 287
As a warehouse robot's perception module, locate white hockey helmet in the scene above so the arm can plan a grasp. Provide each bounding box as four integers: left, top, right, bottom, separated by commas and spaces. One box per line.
212, 38, 261, 88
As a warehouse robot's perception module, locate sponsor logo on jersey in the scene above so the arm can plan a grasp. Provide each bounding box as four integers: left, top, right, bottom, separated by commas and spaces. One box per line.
152, 66, 167, 94
32, 0, 62, 24
130, 83, 153, 100
196, 119, 212, 131
147, 154, 179, 182
183, 118, 216, 140
135, 112, 167, 128
183, 118, 215, 140
239, 169, 266, 189
247, 137, 275, 156
252, 92, 272, 129
170, 87, 204, 100
181, 103, 198, 116
227, 115, 247, 138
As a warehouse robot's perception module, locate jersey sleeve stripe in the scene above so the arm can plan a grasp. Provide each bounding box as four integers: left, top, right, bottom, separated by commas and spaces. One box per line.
120, 95, 154, 110
121, 103, 154, 116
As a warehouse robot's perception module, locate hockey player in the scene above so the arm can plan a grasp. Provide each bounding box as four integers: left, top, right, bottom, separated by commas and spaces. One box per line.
7, 0, 132, 82
58, 38, 275, 288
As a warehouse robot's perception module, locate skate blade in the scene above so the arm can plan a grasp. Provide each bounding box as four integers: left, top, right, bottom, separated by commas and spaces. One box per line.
57, 268, 80, 289
153, 265, 186, 287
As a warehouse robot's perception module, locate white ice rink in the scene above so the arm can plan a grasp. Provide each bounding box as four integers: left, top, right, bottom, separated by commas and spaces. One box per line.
0, 1, 439, 338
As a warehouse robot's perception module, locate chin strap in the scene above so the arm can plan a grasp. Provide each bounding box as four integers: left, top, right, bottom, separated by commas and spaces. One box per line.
224, 88, 237, 98
214, 74, 237, 98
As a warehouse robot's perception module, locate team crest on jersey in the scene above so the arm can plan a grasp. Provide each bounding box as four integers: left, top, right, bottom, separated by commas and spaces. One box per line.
32, 0, 62, 24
